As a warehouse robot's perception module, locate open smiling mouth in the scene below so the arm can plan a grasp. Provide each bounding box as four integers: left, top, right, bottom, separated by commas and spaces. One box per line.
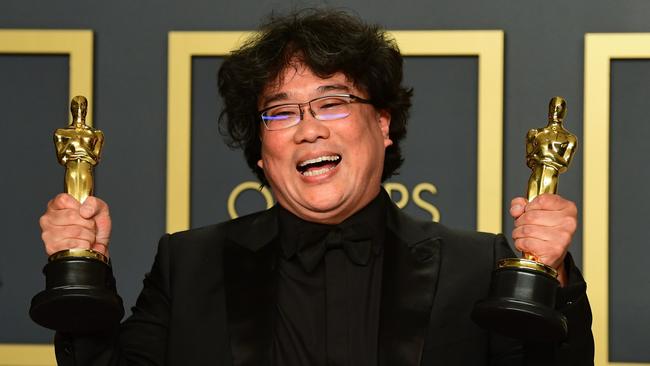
297, 155, 342, 177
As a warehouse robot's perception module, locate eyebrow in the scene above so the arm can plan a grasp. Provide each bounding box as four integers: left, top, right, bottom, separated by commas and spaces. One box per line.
260, 92, 289, 107
260, 84, 352, 108
317, 84, 351, 94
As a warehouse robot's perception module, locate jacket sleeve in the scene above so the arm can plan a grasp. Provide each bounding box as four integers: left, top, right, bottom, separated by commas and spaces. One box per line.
554, 252, 594, 365
54, 234, 173, 366
488, 234, 594, 366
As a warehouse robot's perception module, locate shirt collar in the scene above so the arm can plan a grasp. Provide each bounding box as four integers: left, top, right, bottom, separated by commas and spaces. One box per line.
278, 189, 388, 261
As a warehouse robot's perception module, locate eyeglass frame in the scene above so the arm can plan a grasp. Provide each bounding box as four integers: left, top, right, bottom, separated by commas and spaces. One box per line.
258, 93, 373, 131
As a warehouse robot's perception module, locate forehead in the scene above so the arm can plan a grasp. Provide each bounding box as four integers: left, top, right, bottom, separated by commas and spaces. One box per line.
259, 65, 360, 107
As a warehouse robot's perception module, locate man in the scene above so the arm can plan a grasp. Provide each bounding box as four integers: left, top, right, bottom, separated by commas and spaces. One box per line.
40, 9, 593, 365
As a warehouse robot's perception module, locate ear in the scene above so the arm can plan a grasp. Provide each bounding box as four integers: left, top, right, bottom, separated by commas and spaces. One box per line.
378, 109, 393, 148
257, 128, 266, 169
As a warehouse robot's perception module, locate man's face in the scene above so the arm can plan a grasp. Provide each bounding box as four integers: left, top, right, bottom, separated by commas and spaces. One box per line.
257, 65, 392, 224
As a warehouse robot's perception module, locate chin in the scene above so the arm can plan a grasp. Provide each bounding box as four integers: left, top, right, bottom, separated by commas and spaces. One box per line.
292, 192, 345, 218
303, 195, 345, 214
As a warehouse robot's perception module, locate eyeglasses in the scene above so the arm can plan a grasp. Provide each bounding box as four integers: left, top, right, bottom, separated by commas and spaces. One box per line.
259, 93, 373, 130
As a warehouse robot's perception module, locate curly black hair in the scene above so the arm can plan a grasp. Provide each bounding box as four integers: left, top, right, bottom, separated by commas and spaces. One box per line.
218, 9, 412, 185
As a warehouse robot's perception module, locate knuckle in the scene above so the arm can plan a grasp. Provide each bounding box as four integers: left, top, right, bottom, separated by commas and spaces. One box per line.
566, 200, 577, 212
520, 226, 528, 236
54, 193, 71, 206
559, 231, 572, 245
564, 216, 577, 232
41, 231, 50, 244
64, 209, 80, 223
522, 225, 534, 236
38, 214, 48, 229
514, 238, 527, 251
523, 210, 540, 224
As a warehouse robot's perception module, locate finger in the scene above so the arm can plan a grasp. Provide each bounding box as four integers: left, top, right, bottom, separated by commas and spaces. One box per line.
41, 225, 96, 252
512, 224, 560, 242
45, 238, 93, 256
48, 193, 81, 211
513, 227, 572, 253
514, 209, 576, 230
514, 237, 566, 269
526, 194, 577, 214
509, 197, 528, 219
80, 196, 109, 219
41, 208, 97, 231
57, 225, 97, 243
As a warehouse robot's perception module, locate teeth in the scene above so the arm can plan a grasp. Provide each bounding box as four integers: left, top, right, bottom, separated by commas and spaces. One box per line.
299, 155, 340, 167
302, 167, 334, 176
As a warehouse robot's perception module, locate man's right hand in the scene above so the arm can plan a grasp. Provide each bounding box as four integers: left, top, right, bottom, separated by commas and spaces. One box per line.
39, 193, 112, 257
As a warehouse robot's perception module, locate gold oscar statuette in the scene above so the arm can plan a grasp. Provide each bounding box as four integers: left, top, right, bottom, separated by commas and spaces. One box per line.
522, 97, 577, 263
30, 96, 123, 333
472, 96, 577, 341
55, 95, 104, 205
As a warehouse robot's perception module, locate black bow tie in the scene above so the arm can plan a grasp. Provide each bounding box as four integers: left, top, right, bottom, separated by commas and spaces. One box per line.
295, 224, 376, 272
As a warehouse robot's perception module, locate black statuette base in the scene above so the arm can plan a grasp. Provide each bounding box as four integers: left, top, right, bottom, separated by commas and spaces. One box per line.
471, 265, 567, 341
30, 256, 124, 333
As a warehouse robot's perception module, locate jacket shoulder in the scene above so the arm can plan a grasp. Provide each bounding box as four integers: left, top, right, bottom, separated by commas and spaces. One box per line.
164, 207, 278, 252
396, 208, 504, 249
392, 209, 513, 267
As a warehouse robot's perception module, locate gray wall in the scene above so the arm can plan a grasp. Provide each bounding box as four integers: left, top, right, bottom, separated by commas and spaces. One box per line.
1, 0, 649, 362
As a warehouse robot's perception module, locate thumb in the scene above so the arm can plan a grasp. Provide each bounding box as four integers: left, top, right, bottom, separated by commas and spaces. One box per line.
509, 197, 528, 219
80, 197, 100, 219
80, 197, 112, 248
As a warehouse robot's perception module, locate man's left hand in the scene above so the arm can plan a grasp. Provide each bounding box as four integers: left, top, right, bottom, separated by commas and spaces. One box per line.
510, 194, 578, 286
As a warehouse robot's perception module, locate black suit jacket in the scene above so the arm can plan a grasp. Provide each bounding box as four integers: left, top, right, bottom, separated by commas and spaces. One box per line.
55, 203, 593, 365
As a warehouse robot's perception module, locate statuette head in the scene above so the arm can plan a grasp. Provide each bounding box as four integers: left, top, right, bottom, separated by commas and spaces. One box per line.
548, 96, 567, 123
70, 95, 88, 126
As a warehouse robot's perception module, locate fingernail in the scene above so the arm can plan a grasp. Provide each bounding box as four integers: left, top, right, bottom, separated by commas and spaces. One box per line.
512, 205, 522, 212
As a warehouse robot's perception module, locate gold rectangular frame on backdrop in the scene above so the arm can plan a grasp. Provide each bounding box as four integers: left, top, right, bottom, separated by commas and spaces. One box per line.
0, 29, 94, 366
583, 32, 650, 366
166, 30, 504, 234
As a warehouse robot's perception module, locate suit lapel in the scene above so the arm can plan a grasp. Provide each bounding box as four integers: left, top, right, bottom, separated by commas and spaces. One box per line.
223, 207, 279, 366
379, 204, 442, 366
221, 202, 443, 366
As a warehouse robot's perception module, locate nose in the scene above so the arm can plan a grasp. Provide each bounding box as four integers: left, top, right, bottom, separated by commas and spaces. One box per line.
293, 105, 330, 143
